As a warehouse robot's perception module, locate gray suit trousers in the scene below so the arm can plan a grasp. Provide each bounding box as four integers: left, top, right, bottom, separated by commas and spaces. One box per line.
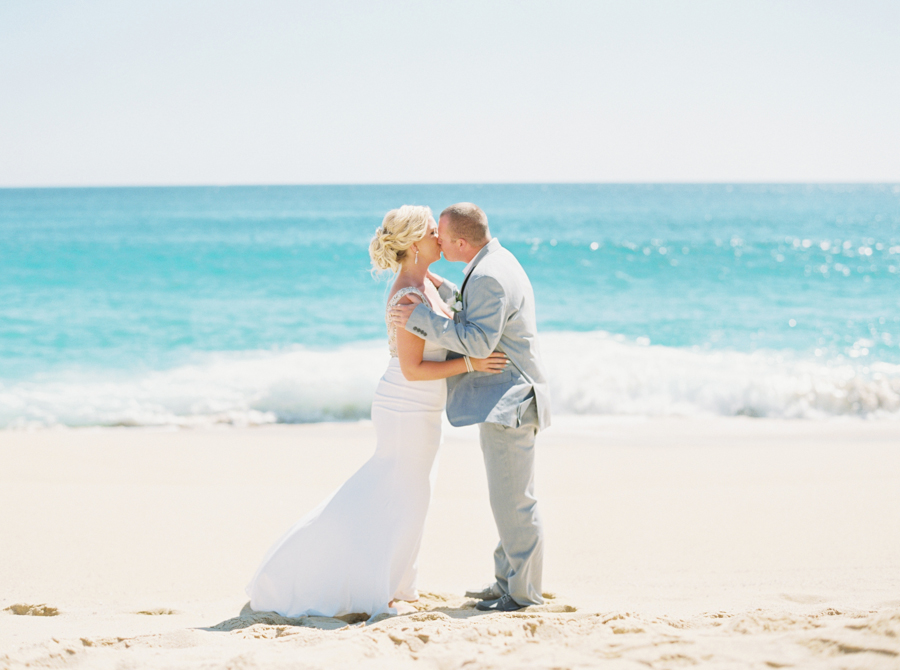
479, 397, 544, 606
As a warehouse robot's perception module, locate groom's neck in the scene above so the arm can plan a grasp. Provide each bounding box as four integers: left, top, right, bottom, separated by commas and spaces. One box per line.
460, 238, 489, 264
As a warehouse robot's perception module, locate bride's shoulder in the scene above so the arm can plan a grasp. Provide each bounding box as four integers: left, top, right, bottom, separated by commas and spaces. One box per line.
388, 284, 426, 306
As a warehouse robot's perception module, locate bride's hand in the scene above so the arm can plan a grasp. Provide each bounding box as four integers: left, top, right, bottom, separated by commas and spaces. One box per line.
426, 270, 444, 288
469, 352, 508, 373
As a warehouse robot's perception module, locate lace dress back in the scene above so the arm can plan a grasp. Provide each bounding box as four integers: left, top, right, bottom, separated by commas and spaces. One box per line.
386, 287, 447, 362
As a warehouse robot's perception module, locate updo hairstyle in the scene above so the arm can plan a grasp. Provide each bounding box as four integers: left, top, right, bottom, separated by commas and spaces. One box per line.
369, 205, 433, 272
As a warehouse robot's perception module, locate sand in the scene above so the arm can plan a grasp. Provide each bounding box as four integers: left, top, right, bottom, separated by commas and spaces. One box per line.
2, 416, 899, 669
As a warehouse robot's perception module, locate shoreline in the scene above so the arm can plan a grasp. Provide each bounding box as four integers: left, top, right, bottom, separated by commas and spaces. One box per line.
2, 410, 899, 432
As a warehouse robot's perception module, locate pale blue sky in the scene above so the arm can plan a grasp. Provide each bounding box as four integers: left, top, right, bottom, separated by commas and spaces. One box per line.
1, 0, 898, 186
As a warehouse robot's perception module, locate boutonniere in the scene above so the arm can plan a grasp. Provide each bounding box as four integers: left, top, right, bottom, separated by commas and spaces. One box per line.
450, 290, 463, 314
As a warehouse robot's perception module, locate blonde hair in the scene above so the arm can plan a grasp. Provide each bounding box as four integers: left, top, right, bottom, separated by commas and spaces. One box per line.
369, 205, 433, 272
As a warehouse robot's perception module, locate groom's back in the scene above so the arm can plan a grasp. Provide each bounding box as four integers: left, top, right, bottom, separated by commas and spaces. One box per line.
478, 247, 538, 345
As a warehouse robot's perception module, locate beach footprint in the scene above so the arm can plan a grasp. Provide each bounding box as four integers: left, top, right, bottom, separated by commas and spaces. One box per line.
4, 603, 59, 616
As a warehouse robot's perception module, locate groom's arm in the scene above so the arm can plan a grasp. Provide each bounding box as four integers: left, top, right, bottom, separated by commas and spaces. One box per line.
405, 275, 507, 359
435, 279, 458, 304
427, 270, 458, 303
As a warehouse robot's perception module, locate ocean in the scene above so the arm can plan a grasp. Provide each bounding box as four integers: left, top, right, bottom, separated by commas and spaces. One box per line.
1, 184, 898, 428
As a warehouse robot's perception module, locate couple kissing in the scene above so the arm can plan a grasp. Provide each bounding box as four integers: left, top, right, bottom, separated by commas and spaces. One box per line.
246, 202, 550, 619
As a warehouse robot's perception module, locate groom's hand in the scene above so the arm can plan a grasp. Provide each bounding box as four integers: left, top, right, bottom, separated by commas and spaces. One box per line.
390, 303, 417, 329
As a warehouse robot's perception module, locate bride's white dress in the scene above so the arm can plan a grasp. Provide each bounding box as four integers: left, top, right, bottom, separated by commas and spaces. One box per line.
245, 287, 447, 619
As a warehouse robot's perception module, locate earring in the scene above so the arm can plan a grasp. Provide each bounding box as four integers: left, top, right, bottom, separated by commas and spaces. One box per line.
415, 249, 419, 264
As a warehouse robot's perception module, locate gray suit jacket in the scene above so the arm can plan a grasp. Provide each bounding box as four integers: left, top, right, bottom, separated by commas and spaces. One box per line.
406, 239, 551, 430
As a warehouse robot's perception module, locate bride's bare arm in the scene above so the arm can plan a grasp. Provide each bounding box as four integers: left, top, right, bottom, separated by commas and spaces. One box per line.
395, 297, 507, 382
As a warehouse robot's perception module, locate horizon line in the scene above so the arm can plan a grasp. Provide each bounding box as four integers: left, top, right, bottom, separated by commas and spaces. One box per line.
2, 180, 899, 190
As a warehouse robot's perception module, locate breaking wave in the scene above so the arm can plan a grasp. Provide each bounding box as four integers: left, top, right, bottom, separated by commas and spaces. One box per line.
2, 332, 899, 429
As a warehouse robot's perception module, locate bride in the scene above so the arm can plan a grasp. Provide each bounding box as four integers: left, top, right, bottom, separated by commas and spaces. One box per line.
245, 205, 507, 619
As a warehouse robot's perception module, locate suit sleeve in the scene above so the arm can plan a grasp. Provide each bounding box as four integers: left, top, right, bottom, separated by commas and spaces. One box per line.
436, 279, 458, 303
405, 275, 507, 359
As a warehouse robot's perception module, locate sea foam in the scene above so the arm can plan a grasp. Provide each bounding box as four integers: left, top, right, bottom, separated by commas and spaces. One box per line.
543, 332, 900, 420
1, 332, 898, 429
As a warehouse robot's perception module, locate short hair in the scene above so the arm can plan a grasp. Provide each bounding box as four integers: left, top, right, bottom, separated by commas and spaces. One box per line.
440, 203, 490, 245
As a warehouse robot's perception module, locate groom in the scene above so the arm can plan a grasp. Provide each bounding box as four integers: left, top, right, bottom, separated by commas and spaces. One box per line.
390, 202, 551, 612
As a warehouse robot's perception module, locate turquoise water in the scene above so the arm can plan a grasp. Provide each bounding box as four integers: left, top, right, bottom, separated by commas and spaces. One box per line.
2, 184, 899, 426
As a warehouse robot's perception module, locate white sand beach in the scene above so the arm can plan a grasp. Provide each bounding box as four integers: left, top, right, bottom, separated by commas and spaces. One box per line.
2, 416, 899, 669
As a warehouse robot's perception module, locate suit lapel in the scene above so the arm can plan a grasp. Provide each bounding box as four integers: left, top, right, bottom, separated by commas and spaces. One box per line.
460, 271, 473, 298
460, 239, 500, 298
